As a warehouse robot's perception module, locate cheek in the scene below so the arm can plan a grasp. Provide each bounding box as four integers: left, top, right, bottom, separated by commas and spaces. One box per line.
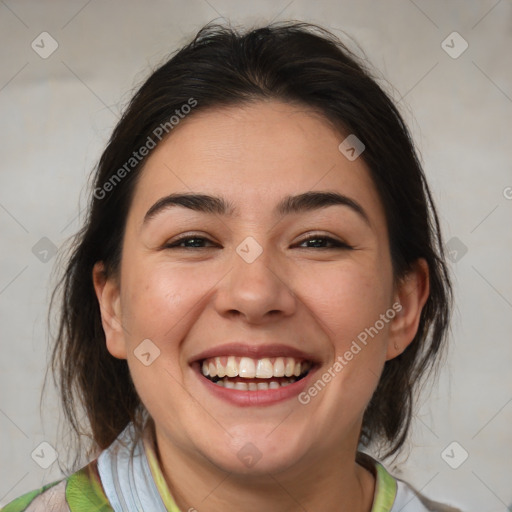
119, 259, 216, 345
299, 261, 392, 346
299, 263, 393, 430
118, 260, 203, 419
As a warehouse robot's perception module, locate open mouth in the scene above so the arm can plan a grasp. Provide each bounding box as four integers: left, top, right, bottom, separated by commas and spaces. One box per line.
200, 356, 313, 391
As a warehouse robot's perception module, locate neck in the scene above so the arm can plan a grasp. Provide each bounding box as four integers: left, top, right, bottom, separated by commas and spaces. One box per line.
152, 425, 375, 512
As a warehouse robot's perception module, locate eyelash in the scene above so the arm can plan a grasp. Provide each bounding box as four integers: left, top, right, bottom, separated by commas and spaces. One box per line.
164, 234, 354, 250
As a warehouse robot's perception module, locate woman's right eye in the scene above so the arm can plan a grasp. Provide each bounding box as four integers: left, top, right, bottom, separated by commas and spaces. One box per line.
164, 236, 218, 249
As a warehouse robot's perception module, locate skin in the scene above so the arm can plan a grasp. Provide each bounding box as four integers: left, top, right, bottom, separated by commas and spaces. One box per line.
93, 100, 429, 512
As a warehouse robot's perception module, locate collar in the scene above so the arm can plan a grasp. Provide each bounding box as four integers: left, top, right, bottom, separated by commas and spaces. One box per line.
357, 451, 397, 511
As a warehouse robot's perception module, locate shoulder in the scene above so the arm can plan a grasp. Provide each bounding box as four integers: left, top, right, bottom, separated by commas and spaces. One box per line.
394, 477, 463, 512
356, 451, 463, 512
0, 461, 113, 512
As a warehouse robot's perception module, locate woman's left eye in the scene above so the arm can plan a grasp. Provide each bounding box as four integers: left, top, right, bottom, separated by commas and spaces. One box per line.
295, 236, 353, 250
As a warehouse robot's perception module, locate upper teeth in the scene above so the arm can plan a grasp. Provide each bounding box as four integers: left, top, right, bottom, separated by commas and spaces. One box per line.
201, 356, 311, 379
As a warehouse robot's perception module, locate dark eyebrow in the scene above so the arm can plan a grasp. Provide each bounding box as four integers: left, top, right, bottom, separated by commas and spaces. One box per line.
144, 193, 235, 223
143, 191, 370, 226
276, 191, 370, 225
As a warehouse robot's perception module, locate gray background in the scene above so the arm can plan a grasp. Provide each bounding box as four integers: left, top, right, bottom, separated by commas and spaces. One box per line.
1, 1, 511, 510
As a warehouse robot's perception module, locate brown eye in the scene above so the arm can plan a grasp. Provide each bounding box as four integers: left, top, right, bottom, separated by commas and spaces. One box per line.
164, 236, 218, 249
296, 236, 353, 250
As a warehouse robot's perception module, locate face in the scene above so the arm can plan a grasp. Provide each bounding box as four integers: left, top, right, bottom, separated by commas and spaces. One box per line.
94, 100, 428, 476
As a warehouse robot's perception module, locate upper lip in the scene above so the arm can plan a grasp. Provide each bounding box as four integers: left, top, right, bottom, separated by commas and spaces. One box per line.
189, 342, 319, 364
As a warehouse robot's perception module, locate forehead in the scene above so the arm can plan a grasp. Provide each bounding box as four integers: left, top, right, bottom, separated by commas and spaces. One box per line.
130, 101, 385, 225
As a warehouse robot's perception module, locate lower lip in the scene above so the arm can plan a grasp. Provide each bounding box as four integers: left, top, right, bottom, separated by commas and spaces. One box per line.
193, 364, 318, 407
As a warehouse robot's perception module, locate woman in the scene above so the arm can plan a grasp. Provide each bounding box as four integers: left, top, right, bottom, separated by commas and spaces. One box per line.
2, 21, 460, 512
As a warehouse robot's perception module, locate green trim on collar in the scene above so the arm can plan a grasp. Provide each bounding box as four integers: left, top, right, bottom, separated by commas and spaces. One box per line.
143, 429, 183, 512
371, 461, 397, 512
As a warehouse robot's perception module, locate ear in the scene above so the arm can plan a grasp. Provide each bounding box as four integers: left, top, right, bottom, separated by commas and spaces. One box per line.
92, 262, 127, 359
386, 258, 430, 360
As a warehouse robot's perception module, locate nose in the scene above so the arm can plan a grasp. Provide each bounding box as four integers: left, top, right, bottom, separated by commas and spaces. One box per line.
213, 243, 297, 324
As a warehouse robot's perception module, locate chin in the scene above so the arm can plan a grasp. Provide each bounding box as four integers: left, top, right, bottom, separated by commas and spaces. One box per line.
213, 447, 305, 477
195, 426, 310, 476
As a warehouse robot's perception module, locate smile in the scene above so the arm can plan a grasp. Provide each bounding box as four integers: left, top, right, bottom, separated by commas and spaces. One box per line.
201, 356, 313, 391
